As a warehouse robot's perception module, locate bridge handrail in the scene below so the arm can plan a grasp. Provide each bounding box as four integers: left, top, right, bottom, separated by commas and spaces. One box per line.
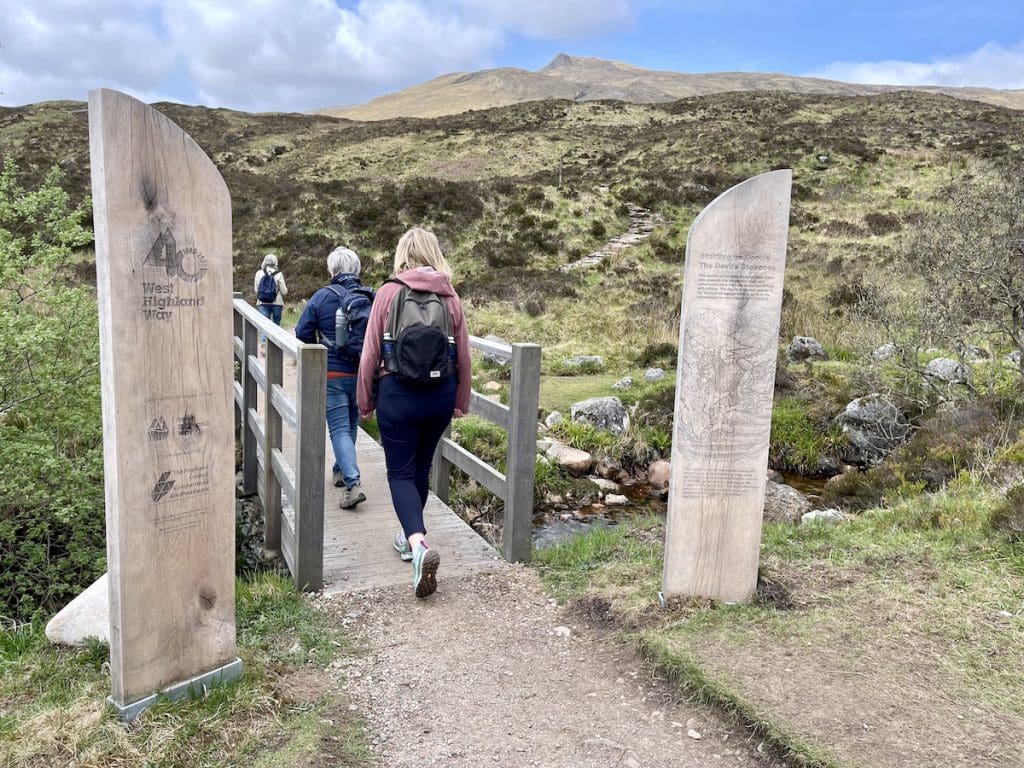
431, 335, 541, 563
233, 295, 325, 591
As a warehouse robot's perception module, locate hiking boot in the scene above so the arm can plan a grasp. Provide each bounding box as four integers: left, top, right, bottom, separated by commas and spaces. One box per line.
332, 470, 345, 488
339, 485, 366, 510
393, 532, 413, 562
412, 543, 440, 599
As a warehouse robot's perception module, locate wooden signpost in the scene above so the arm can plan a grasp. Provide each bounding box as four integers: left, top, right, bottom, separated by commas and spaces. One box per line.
662, 170, 792, 603
89, 89, 240, 719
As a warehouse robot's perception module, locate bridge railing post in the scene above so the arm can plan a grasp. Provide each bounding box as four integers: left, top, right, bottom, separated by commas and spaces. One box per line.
240, 315, 259, 497
263, 342, 283, 550
233, 292, 244, 441
293, 342, 326, 591
430, 424, 453, 502
503, 343, 541, 563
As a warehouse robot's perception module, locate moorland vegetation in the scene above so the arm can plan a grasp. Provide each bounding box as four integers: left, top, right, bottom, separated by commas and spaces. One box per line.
1, 89, 1023, 767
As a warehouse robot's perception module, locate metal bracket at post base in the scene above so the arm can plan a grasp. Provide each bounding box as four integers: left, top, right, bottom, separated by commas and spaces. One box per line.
107, 657, 243, 722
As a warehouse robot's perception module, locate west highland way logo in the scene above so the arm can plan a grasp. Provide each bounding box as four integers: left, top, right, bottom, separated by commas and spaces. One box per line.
145, 228, 208, 283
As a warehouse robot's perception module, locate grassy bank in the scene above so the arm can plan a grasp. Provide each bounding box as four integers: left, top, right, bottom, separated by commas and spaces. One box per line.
533, 479, 1024, 768
0, 574, 369, 768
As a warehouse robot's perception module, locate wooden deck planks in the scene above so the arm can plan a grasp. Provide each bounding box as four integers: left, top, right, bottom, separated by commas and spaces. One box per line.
320, 425, 504, 594
259, 354, 505, 595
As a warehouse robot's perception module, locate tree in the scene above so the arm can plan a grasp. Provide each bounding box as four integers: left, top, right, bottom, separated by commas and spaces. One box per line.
0, 159, 105, 620
902, 169, 1024, 377
0, 158, 96, 416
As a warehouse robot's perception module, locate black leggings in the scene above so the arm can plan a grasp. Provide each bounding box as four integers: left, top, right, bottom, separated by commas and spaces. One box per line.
376, 374, 456, 538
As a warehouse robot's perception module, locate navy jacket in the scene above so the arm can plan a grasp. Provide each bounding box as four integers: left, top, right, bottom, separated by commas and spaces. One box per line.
294, 274, 369, 375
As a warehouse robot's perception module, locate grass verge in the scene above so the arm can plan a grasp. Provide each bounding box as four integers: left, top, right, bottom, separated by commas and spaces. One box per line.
0, 573, 370, 768
533, 479, 1024, 768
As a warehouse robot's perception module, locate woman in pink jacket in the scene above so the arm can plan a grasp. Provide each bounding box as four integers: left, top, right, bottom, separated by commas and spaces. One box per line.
358, 227, 471, 598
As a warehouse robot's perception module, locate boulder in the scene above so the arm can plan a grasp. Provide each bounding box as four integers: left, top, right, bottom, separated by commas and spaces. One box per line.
647, 459, 671, 489
833, 394, 912, 464
643, 367, 666, 382
612, 376, 633, 390
595, 456, 622, 480
571, 396, 630, 436
483, 381, 502, 392
589, 477, 620, 492
1005, 350, 1022, 366
924, 357, 970, 384
481, 334, 510, 366
963, 345, 989, 362
604, 494, 630, 506
801, 509, 848, 525
544, 411, 565, 429
872, 343, 898, 361
763, 480, 812, 524
45, 573, 109, 646
545, 441, 593, 476
786, 336, 829, 363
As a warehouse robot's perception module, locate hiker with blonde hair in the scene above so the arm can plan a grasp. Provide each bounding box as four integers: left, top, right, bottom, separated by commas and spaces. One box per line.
358, 227, 471, 598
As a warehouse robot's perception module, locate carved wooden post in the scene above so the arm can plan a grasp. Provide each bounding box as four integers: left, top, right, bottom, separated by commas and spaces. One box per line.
89, 89, 240, 720
504, 343, 541, 563
293, 342, 326, 591
663, 170, 792, 603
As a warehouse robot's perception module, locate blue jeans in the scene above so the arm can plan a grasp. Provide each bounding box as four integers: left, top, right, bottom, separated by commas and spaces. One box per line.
257, 304, 282, 345
326, 377, 360, 489
376, 374, 456, 538
257, 303, 283, 324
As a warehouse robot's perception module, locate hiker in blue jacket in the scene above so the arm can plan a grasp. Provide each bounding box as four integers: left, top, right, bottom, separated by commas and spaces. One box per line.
295, 247, 374, 510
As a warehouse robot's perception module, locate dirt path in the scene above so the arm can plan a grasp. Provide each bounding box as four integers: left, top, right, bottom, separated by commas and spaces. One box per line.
561, 204, 664, 272
317, 567, 783, 768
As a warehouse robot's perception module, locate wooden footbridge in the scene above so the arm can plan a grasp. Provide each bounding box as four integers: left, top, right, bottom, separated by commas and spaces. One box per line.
232, 297, 542, 593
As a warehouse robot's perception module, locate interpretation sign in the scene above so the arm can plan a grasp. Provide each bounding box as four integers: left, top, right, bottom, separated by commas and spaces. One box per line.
89, 89, 239, 719
663, 170, 792, 603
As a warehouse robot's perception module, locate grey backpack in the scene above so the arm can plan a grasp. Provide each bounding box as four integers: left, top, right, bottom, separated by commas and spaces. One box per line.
381, 278, 455, 387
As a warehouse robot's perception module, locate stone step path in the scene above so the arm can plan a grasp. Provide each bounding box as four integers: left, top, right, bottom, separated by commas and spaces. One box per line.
561, 203, 664, 272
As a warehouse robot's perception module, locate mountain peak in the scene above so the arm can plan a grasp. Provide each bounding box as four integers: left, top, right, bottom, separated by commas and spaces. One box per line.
542, 53, 576, 71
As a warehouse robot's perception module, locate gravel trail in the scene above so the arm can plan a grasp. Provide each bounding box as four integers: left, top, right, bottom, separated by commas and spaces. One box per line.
319, 566, 784, 768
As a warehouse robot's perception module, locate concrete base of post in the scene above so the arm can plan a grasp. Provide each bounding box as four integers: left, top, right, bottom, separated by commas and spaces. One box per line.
108, 657, 243, 722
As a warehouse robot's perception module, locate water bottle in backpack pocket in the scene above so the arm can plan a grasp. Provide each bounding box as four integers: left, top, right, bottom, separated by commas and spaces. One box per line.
383, 280, 455, 387
325, 284, 375, 362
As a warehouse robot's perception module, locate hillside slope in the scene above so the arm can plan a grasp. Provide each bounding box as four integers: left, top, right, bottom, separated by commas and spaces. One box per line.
318, 53, 1024, 120
3, 90, 1022, 365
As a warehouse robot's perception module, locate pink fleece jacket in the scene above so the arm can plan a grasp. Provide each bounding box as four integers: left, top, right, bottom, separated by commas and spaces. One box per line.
357, 266, 472, 416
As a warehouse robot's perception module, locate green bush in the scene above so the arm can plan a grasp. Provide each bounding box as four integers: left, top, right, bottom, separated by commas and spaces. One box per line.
0, 160, 104, 621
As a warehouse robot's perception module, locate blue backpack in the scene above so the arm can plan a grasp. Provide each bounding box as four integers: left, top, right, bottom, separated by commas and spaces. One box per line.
257, 268, 278, 303
326, 284, 375, 362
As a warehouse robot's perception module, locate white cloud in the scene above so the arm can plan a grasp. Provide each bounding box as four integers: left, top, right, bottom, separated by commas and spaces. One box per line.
0, 2, 180, 106
810, 40, 1024, 90
0, 0, 635, 112
451, 0, 634, 39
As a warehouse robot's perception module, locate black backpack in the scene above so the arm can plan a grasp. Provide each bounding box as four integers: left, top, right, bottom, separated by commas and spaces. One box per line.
257, 268, 278, 303
382, 278, 455, 387
325, 284, 375, 362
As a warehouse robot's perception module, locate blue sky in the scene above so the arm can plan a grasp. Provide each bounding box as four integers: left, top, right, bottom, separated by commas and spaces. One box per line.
2, 1, 1022, 112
